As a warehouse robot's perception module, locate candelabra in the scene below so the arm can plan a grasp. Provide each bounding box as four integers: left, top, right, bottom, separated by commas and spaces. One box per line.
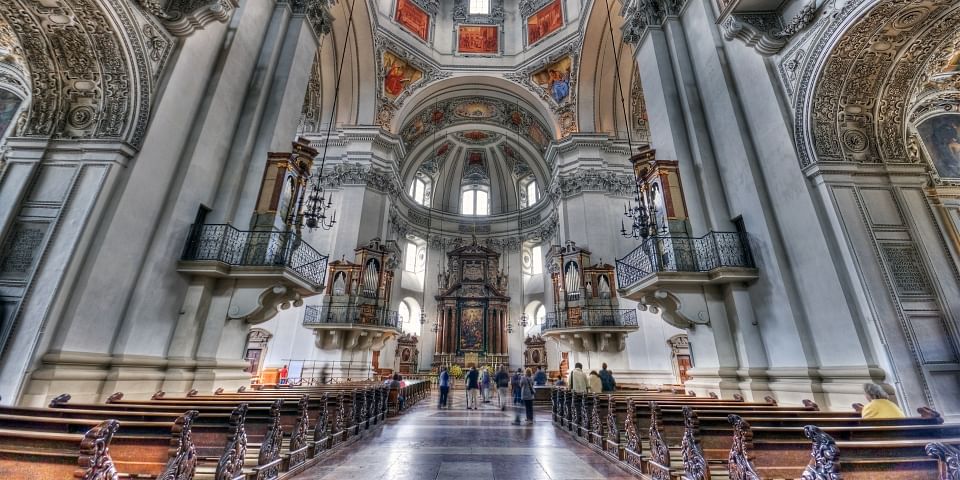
621, 184, 658, 239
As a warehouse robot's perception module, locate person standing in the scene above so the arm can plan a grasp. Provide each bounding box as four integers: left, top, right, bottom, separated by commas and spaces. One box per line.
588, 370, 602, 393
521, 368, 536, 424
569, 362, 588, 393
511, 368, 523, 405
278, 365, 289, 385
465, 366, 480, 410
534, 367, 547, 386
481, 367, 492, 403
438, 367, 450, 409
494, 365, 510, 410
599, 363, 616, 392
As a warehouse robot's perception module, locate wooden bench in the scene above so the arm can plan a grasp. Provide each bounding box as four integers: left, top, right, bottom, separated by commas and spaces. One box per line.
0, 420, 122, 480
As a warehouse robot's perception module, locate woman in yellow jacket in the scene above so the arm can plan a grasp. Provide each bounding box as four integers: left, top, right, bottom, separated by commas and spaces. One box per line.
861, 383, 906, 419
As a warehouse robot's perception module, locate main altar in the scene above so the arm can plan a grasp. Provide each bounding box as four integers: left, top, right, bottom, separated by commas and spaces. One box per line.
432, 241, 511, 368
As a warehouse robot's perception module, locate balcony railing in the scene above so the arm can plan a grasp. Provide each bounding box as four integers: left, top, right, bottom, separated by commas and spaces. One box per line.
181, 224, 329, 288
303, 305, 400, 330
541, 308, 638, 332
615, 231, 754, 289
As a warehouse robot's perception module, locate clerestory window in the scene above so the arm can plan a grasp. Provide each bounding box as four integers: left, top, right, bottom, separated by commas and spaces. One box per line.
461, 186, 489, 216
469, 0, 490, 15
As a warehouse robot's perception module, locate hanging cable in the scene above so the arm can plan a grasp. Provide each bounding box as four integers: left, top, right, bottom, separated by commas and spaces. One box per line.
302, 0, 359, 230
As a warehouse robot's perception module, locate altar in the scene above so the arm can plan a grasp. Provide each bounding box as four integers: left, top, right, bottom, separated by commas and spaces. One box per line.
432, 242, 511, 368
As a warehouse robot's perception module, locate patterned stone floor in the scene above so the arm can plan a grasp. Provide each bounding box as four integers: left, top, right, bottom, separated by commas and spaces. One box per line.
291, 388, 636, 480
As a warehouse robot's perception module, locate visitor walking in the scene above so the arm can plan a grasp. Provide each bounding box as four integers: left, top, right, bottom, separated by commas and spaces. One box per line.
495, 365, 510, 410
569, 362, 588, 393
465, 366, 480, 410
511, 368, 523, 405
438, 367, 450, 409
481, 367, 492, 403
521, 368, 536, 424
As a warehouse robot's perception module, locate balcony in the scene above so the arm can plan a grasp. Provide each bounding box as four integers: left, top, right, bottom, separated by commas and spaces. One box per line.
178, 224, 329, 292
615, 231, 759, 308
540, 308, 639, 353
303, 305, 400, 329
542, 308, 638, 332
303, 305, 401, 351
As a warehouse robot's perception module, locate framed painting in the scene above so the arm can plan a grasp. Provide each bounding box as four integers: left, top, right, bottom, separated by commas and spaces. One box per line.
395, 0, 430, 42
527, 0, 563, 46
532, 56, 573, 104
383, 51, 423, 100
458, 25, 499, 54
917, 114, 960, 178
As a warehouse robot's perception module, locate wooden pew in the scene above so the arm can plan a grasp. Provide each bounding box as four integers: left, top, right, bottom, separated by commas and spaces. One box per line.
0, 420, 122, 480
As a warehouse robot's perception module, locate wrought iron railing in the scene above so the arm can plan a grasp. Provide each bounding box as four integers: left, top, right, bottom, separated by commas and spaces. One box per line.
615, 231, 754, 289
181, 224, 329, 288
302, 304, 400, 329
542, 308, 639, 331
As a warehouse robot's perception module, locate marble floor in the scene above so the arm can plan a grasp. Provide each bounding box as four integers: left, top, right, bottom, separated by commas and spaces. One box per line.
292, 389, 636, 480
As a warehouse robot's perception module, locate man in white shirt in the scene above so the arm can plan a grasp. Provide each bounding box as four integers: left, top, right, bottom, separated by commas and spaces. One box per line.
569, 362, 588, 393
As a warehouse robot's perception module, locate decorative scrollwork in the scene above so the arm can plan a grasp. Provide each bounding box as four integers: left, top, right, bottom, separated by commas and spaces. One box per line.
314, 394, 329, 443
727, 415, 761, 480
800, 425, 840, 480
681, 406, 710, 480
106, 392, 124, 403
580, 393, 590, 433
335, 394, 346, 435
925, 442, 960, 480
77, 420, 121, 480
607, 395, 619, 450
624, 399, 641, 468
158, 410, 199, 480
647, 402, 671, 480
288, 396, 310, 469
215, 404, 248, 480
255, 399, 284, 479
591, 394, 602, 442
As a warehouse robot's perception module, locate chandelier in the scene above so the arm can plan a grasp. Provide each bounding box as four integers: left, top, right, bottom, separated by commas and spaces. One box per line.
621, 185, 658, 239
301, 0, 359, 231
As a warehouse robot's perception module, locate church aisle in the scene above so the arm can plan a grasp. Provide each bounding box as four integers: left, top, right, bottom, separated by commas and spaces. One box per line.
291, 388, 636, 480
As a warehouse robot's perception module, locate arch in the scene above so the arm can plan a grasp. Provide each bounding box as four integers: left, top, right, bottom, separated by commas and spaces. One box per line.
795, 0, 960, 168
577, 0, 638, 138
392, 76, 560, 138
398, 296, 422, 336
0, 0, 168, 147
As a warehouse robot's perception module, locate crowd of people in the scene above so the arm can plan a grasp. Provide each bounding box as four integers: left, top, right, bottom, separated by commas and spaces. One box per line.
422, 367, 905, 423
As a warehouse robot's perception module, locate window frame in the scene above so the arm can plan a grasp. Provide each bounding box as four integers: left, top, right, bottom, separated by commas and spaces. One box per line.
460, 185, 490, 216
469, 0, 490, 15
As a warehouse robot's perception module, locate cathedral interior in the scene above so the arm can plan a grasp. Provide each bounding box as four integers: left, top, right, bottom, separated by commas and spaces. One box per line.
0, 0, 959, 478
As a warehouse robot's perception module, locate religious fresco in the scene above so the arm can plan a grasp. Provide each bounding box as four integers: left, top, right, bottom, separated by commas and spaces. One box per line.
0, 90, 22, 139
457, 25, 499, 54
399, 97, 552, 152
383, 51, 423, 100
460, 307, 484, 351
532, 56, 572, 104
455, 101, 497, 119
526, 0, 563, 45
395, 0, 430, 42
917, 114, 960, 178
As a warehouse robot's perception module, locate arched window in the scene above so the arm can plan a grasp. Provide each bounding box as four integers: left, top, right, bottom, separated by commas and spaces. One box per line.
403, 238, 425, 273
520, 177, 539, 208
398, 298, 422, 336
408, 174, 431, 206
469, 0, 490, 14
460, 186, 489, 216
535, 305, 546, 325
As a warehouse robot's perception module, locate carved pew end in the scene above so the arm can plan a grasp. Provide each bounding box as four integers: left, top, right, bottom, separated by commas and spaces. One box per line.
152, 391, 166, 400
802, 399, 820, 411
49, 393, 71, 407
708, 392, 718, 399
187, 389, 199, 397
215, 387, 224, 395
106, 392, 123, 403
764, 395, 778, 406
918, 406, 943, 421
